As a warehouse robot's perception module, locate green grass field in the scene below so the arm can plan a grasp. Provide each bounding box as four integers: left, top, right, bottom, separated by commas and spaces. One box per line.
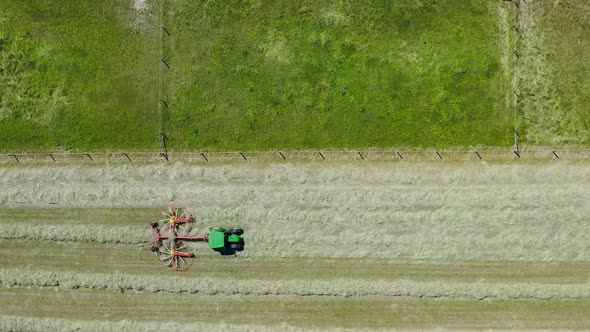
3, 0, 590, 151
0, 0, 518, 151
3, 1, 590, 151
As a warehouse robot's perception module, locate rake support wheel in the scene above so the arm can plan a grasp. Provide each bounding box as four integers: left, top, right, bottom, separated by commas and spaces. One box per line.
156, 240, 194, 271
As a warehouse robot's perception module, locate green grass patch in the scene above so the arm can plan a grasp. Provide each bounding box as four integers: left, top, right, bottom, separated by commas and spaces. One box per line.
0, 0, 159, 150
166, 0, 512, 149
518, 0, 590, 144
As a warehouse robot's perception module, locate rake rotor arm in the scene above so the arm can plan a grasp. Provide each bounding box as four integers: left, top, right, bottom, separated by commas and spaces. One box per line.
173, 217, 194, 223
171, 251, 195, 258
150, 221, 208, 248
177, 234, 208, 242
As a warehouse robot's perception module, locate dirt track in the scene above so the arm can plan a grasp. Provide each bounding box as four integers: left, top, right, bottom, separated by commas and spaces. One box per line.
1, 161, 590, 329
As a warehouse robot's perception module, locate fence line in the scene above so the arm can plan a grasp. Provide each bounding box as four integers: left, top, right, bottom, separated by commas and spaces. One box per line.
1, 149, 590, 163
512, 0, 522, 155
158, 0, 170, 159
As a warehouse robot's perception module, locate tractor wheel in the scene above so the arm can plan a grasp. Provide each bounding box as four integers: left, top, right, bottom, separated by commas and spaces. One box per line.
229, 228, 244, 235
230, 243, 243, 250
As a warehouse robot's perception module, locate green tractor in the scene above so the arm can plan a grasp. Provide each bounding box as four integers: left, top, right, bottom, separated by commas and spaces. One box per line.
149, 205, 245, 271
207, 227, 244, 252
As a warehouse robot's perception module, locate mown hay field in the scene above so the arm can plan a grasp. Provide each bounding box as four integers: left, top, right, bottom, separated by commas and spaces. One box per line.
1, 160, 590, 330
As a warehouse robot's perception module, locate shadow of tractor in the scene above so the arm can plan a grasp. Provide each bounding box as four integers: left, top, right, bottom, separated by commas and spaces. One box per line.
214, 237, 245, 256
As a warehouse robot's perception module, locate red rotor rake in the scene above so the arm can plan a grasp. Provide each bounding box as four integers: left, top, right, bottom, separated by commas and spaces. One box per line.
149, 205, 207, 271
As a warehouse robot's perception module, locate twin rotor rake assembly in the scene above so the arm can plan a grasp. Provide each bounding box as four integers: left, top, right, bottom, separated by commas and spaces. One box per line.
149, 205, 244, 271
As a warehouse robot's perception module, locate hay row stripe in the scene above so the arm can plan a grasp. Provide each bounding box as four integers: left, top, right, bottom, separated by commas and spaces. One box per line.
3, 204, 588, 227
2, 269, 590, 301
0, 316, 314, 332
3, 221, 590, 261
0, 225, 147, 244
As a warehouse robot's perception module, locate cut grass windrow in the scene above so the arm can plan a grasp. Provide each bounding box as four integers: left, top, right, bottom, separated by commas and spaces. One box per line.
0, 224, 148, 244
2, 269, 590, 301
0, 316, 316, 332
0, 1, 512, 150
